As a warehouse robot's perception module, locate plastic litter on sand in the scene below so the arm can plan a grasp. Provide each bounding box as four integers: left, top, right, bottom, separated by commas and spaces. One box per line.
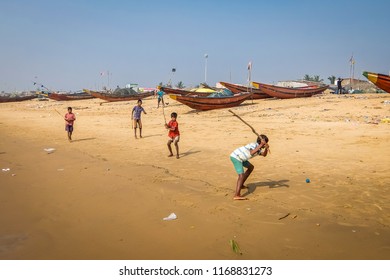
163, 213, 177, 221
44, 148, 56, 154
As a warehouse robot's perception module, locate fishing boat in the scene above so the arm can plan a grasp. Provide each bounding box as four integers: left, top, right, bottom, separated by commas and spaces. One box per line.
168, 92, 252, 111
362, 71, 390, 93
251, 81, 328, 99
160, 87, 214, 97
0, 92, 37, 103
219, 81, 271, 99
47, 90, 95, 101
84, 88, 155, 102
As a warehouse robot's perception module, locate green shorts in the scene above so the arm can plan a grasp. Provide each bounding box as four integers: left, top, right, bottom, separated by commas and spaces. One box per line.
230, 156, 250, 174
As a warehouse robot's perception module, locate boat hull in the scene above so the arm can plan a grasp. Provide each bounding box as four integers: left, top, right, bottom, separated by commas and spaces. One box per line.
48, 92, 94, 101
169, 93, 252, 111
363, 71, 390, 93
0, 94, 37, 103
219, 81, 270, 99
160, 87, 211, 97
85, 89, 154, 102
251, 82, 328, 99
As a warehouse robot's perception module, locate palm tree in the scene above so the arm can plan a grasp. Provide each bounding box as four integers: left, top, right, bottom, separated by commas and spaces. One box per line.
176, 81, 185, 89
313, 75, 323, 82
328, 75, 336, 85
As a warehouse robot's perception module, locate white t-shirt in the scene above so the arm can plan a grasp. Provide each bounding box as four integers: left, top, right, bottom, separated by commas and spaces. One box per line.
230, 142, 259, 162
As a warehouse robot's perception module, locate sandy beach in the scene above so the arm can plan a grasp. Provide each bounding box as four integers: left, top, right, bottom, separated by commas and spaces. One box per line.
0, 92, 389, 260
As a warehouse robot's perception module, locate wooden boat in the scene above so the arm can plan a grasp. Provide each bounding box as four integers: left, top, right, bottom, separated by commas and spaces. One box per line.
0, 93, 37, 103
84, 88, 155, 102
219, 81, 270, 99
168, 92, 252, 111
362, 71, 390, 93
160, 87, 212, 97
251, 81, 328, 99
47, 91, 94, 101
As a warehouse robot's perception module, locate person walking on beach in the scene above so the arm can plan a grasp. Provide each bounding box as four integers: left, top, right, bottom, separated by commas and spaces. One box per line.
64, 107, 76, 142
157, 87, 165, 108
131, 99, 147, 139
230, 135, 269, 200
165, 112, 180, 158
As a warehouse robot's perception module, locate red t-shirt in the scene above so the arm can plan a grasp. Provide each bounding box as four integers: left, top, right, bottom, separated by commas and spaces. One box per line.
167, 120, 179, 138
65, 112, 76, 125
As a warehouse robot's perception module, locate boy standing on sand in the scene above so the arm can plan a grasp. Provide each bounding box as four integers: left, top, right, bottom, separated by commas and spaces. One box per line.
230, 135, 269, 200
131, 99, 147, 139
64, 107, 76, 141
165, 112, 180, 159
157, 88, 165, 108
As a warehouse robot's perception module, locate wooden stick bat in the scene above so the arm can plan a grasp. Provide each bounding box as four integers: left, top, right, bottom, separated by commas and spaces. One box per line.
162, 105, 167, 124
54, 109, 63, 118
228, 109, 271, 154
228, 109, 259, 136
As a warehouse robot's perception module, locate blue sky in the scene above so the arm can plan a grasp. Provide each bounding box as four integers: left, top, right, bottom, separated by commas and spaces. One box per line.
1, 0, 389, 91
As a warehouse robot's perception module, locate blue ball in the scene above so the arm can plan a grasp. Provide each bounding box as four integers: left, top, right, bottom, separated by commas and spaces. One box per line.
306, 178, 310, 183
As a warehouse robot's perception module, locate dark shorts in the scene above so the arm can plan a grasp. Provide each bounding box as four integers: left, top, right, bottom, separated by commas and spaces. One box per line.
65, 124, 73, 132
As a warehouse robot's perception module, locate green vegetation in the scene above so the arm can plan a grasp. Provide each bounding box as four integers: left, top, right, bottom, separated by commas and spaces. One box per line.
303, 74, 324, 83
328, 75, 336, 85
176, 81, 185, 88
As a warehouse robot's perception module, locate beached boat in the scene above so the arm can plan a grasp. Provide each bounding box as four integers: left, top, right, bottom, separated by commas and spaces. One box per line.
47, 90, 95, 101
219, 81, 271, 99
160, 87, 213, 97
251, 81, 328, 99
362, 71, 390, 93
84, 88, 155, 102
0, 93, 37, 103
168, 92, 252, 111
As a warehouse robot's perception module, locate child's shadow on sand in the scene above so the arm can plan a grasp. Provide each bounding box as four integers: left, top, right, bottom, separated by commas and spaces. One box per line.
180, 149, 201, 158
244, 179, 290, 196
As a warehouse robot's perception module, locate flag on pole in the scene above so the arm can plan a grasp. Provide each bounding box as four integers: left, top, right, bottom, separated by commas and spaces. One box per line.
349, 55, 355, 65
247, 61, 252, 83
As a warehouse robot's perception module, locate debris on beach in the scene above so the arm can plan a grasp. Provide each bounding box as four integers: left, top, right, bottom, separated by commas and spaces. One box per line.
278, 213, 291, 220
163, 213, 177, 221
229, 239, 242, 255
44, 148, 56, 154
2, 168, 10, 172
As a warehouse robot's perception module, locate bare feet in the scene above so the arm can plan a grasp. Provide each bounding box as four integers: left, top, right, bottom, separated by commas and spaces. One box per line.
176, 155, 179, 159
233, 196, 248, 200
168, 154, 173, 157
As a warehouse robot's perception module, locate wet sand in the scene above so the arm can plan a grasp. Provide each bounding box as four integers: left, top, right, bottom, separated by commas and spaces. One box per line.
0, 92, 389, 260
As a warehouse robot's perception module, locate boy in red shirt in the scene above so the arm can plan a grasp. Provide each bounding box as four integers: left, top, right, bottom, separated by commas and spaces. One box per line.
165, 112, 180, 159
64, 107, 76, 141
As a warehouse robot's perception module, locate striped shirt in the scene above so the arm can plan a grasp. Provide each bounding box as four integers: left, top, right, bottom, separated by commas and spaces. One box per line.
230, 142, 259, 162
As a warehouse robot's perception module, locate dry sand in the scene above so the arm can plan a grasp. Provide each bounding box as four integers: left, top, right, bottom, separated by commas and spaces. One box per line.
0, 92, 389, 260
